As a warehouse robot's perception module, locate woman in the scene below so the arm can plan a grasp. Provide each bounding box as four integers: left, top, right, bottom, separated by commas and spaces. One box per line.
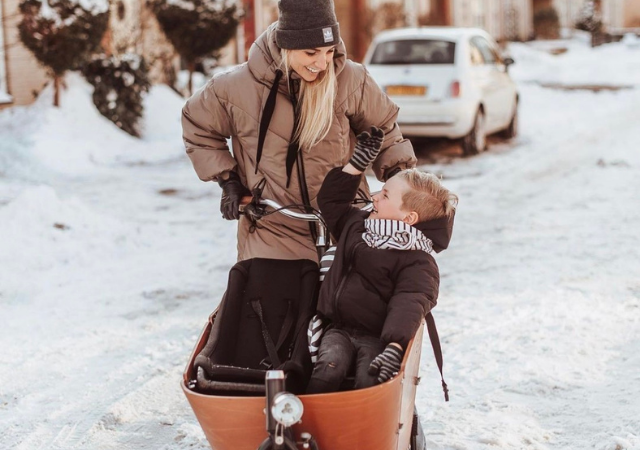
182, 0, 416, 262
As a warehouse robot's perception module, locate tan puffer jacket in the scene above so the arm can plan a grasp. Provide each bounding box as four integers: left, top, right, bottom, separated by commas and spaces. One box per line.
182, 23, 416, 262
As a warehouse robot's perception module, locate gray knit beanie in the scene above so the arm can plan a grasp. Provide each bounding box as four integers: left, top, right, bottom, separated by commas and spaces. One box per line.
275, 0, 341, 50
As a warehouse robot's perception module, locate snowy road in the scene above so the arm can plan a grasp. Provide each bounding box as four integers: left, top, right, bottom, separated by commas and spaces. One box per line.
417, 81, 640, 449
1, 40, 639, 450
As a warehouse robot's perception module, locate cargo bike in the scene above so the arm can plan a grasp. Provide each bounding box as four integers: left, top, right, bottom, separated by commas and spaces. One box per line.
182, 195, 448, 450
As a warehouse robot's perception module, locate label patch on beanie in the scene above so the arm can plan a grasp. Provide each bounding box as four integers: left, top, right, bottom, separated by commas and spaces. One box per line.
323, 27, 334, 43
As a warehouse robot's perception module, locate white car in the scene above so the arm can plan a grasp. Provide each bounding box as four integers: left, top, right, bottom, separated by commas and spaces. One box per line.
364, 27, 519, 156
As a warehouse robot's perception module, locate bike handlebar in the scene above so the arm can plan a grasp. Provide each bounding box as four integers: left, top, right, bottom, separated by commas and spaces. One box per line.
240, 196, 373, 222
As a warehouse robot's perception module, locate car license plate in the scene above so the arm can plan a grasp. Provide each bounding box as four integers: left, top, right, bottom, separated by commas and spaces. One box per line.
385, 85, 427, 96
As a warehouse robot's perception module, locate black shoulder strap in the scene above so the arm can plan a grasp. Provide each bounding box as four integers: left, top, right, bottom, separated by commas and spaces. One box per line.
296, 149, 318, 242
426, 312, 449, 401
255, 70, 283, 175
286, 77, 301, 188
250, 299, 281, 368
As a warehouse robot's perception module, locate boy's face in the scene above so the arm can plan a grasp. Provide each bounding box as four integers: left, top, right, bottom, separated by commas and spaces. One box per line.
370, 176, 413, 222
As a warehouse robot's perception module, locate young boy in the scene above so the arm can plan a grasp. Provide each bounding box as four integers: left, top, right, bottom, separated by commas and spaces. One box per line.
306, 127, 457, 394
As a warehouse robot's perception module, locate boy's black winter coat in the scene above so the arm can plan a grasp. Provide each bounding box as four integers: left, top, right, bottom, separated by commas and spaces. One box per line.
317, 168, 454, 349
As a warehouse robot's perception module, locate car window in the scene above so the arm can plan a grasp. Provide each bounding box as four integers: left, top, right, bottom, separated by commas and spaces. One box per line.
469, 42, 485, 66
471, 37, 495, 64
481, 36, 504, 64
369, 39, 456, 65
488, 42, 503, 64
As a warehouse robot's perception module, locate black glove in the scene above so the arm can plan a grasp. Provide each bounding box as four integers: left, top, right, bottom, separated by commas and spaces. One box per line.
218, 171, 251, 220
384, 166, 402, 181
349, 126, 385, 172
368, 344, 403, 383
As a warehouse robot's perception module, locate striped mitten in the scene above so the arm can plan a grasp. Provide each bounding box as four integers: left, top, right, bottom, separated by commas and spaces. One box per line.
307, 314, 324, 364
349, 126, 384, 172
368, 344, 403, 383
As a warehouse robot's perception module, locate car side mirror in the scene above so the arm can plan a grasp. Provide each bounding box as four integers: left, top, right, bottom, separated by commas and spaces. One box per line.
503, 57, 515, 66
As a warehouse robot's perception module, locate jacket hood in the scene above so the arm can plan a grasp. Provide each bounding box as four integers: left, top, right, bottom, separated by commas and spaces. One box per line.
247, 22, 348, 89
415, 212, 455, 253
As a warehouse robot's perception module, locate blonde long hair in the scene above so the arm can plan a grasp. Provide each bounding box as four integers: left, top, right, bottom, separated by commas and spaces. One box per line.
281, 49, 337, 150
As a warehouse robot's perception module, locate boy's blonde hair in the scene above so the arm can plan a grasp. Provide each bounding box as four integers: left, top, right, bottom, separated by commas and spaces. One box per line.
397, 169, 458, 222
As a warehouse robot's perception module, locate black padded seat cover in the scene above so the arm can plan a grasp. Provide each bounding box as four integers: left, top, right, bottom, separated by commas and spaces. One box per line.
194, 258, 319, 394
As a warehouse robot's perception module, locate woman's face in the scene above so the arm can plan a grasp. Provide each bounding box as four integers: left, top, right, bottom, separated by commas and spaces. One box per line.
288, 46, 336, 82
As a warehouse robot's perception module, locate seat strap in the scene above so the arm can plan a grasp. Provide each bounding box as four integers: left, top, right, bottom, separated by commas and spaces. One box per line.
426, 312, 449, 401
275, 299, 295, 353
250, 299, 281, 369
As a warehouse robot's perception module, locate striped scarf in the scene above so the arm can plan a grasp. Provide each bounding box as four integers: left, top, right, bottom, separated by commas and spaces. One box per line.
362, 219, 433, 253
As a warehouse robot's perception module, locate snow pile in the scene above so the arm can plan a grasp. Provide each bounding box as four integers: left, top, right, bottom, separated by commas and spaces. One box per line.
38, 0, 109, 16
140, 84, 188, 147
508, 39, 640, 87
0, 72, 185, 179
176, 70, 208, 93
36, 0, 109, 25
621, 33, 640, 48
28, 73, 136, 174
176, 65, 239, 95
0, 98, 47, 180
165, 0, 236, 12
0, 185, 136, 291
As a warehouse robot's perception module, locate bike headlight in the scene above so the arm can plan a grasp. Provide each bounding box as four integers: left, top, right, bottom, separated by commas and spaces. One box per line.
271, 392, 304, 427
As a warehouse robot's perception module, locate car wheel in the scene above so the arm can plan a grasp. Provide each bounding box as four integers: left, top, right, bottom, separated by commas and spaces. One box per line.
461, 110, 486, 156
501, 104, 518, 139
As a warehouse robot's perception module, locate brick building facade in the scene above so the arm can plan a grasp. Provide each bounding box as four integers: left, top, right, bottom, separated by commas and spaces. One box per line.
1, 0, 49, 110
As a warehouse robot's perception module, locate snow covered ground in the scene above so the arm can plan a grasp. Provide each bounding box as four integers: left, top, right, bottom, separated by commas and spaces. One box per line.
1, 38, 639, 450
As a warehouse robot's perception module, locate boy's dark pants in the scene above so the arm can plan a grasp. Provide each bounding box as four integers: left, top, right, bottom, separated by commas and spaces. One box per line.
306, 328, 385, 394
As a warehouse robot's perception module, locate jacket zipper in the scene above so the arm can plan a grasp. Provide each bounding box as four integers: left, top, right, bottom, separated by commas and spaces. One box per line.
332, 242, 365, 324
333, 264, 353, 325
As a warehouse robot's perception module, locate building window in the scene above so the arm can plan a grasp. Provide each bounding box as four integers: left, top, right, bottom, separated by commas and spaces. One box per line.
0, 2, 12, 104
